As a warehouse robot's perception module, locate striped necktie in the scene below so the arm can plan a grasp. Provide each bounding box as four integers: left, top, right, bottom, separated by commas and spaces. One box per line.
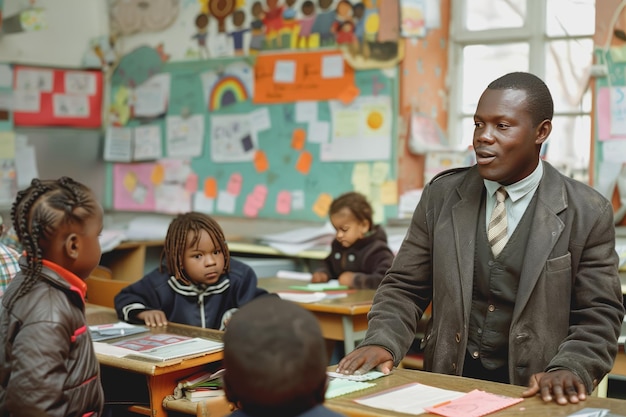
488, 187, 508, 257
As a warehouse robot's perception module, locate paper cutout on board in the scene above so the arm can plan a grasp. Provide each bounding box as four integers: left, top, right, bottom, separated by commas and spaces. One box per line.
295, 101, 318, 123
201, 62, 254, 110
308, 121, 330, 144
254, 150, 269, 172
193, 191, 215, 214
292, 128, 306, 150
227, 172, 243, 195
209, 75, 249, 110
253, 51, 356, 104
13, 66, 102, 127
217, 189, 237, 213
166, 114, 204, 158
249, 107, 271, 131
133, 124, 163, 161
610, 87, 626, 136
111, 45, 167, 88
276, 190, 292, 215
151, 163, 165, 185
104, 127, 133, 162
185, 173, 199, 193
312, 192, 333, 218
211, 114, 258, 162
113, 163, 157, 211
597, 87, 626, 141
296, 151, 313, 174
133, 73, 170, 118
400, 0, 426, 37
204, 177, 218, 198
352, 162, 371, 195
322, 95, 392, 161
243, 184, 268, 217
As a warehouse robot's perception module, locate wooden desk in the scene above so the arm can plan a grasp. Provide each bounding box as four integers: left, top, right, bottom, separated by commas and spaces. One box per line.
95, 321, 224, 417
259, 277, 375, 353
161, 366, 626, 417
328, 367, 626, 416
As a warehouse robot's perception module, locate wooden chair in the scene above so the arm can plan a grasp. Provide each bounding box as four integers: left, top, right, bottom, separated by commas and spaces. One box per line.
85, 266, 130, 309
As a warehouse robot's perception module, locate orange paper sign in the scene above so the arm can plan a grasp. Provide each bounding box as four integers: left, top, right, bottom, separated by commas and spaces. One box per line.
253, 51, 356, 104
312, 193, 333, 218
291, 128, 306, 150
254, 150, 269, 172
204, 177, 217, 198
295, 151, 313, 175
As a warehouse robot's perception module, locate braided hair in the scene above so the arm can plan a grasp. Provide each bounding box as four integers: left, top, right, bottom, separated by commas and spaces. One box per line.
160, 212, 230, 284
6, 177, 99, 311
329, 191, 373, 230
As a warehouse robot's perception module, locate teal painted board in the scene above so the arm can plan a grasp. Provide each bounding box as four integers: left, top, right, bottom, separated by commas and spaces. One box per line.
593, 47, 626, 182
106, 57, 398, 223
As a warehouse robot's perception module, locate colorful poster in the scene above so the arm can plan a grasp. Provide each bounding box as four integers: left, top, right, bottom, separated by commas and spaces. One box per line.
253, 51, 356, 103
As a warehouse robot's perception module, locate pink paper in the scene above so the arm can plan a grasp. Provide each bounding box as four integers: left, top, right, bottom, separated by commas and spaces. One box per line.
276, 190, 292, 215
598, 87, 626, 141
425, 389, 524, 417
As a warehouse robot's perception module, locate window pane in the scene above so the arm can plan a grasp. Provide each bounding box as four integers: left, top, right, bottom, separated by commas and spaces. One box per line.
459, 116, 475, 150
462, 44, 529, 114
546, 0, 595, 37
465, 0, 526, 31
544, 39, 594, 113
543, 115, 590, 181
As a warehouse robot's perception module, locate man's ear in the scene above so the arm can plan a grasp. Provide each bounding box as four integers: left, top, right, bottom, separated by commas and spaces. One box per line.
535, 119, 552, 145
64, 233, 80, 259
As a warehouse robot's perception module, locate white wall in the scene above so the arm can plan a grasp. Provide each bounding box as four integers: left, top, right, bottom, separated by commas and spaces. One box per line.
0, 0, 108, 68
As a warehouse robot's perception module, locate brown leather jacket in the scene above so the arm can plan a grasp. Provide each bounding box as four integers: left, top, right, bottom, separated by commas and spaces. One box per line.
0, 258, 104, 417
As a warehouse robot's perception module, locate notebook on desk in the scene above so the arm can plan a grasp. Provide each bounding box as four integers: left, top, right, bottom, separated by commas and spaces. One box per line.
109, 333, 223, 362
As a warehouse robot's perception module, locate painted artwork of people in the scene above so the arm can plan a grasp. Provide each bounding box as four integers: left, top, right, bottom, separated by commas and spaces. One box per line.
310, 0, 335, 46
229, 9, 251, 55
249, 1, 266, 54
297, 0, 316, 48
192, 13, 210, 58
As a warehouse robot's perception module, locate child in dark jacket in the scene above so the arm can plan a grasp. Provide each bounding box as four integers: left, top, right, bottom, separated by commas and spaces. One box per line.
312, 192, 394, 289
223, 296, 347, 417
0, 177, 104, 417
115, 212, 267, 330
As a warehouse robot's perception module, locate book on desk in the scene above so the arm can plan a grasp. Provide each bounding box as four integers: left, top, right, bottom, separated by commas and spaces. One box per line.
95, 332, 224, 362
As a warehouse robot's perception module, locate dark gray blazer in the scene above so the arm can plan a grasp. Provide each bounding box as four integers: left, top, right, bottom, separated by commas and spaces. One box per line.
362, 161, 625, 392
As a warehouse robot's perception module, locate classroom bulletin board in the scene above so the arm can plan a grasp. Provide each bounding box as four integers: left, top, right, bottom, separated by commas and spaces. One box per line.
105, 50, 399, 223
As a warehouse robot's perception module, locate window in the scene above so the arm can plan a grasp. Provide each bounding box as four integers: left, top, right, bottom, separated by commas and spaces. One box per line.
448, 0, 595, 181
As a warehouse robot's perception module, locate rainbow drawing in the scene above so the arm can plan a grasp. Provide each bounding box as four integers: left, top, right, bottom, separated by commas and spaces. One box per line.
209, 75, 249, 111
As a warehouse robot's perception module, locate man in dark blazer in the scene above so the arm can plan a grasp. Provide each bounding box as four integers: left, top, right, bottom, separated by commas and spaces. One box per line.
337, 72, 625, 405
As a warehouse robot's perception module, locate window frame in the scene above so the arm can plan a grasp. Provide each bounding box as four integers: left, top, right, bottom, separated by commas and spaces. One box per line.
447, 0, 593, 177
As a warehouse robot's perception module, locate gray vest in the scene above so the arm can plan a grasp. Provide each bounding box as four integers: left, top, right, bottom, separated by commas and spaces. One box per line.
466, 192, 538, 370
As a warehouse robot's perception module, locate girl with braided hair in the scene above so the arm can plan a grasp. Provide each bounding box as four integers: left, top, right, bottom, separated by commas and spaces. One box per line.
115, 212, 267, 330
0, 177, 104, 417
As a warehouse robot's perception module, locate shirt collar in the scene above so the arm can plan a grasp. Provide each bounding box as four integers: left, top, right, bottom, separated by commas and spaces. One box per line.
483, 160, 543, 203
42, 259, 88, 299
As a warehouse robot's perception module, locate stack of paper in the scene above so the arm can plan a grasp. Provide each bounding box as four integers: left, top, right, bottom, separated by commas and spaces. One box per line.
258, 223, 335, 255
174, 368, 225, 401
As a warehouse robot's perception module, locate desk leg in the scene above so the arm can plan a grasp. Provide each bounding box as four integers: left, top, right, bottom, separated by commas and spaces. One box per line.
341, 316, 367, 354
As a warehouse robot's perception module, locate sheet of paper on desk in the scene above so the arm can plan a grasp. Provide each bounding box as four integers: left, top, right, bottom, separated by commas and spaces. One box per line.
567, 409, 612, 417
354, 382, 465, 415
289, 282, 349, 292
276, 270, 313, 281
424, 389, 523, 417
89, 321, 148, 342
277, 291, 329, 303
111, 334, 223, 362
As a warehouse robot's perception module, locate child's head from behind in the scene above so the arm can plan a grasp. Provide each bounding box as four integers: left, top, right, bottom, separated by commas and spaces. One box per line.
328, 191, 373, 248
162, 212, 230, 286
223, 296, 328, 416
8, 177, 102, 306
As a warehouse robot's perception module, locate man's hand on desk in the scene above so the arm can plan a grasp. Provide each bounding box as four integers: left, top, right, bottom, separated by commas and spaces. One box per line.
335, 345, 394, 376
137, 310, 168, 327
522, 370, 587, 405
